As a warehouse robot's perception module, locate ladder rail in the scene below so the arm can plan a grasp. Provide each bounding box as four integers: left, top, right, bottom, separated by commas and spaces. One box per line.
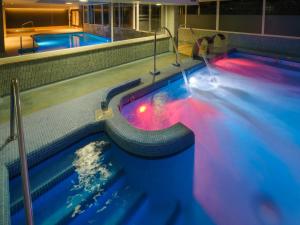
20, 21, 35, 54
9, 78, 34, 225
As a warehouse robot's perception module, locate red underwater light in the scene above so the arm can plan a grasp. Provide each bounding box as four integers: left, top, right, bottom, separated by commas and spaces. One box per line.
138, 105, 147, 113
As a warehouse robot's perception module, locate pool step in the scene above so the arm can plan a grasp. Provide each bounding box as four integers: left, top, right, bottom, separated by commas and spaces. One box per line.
10, 134, 111, 213
127, 200, 180, 225
11, 158, 123, 225
70, 185, 146, 225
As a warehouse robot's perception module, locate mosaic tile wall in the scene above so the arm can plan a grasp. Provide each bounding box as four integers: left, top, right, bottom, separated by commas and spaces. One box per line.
179, 29, 300, 58
0, 38, 169, 97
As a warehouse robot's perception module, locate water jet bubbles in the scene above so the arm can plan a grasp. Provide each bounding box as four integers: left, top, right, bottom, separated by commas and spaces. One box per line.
152, 92, 168, 108
189, 74, 219, 92
72, 141, 111, 194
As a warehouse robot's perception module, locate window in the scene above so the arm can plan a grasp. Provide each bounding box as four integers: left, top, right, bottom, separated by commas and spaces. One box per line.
265, 0, 300, 36
178, 6, 185, 26
89, 6, 95, 24
200, 2, 217, 15
94, 5, 101, 24
83, 6, 89, 23
187, 2, 216, 30
179, 6, 185, 16
220, 0, 263, 33
121, 4, 133, 28
114, 4, 120, 27
151, 5, 161, 32
187, 5, 198, 15
113, 4, 133, 28
139, 4, 149, 31
103, 4, 109, 25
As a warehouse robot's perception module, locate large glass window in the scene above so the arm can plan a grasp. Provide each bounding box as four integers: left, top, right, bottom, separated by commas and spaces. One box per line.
114, 4, 120, 27
220, 0, 263, 33
94, 5, 102, 24
120, 4, 133, 28
187, 5, 198, 15
151, 5, 161, 32
114, 4, 133, 28
89, 6, 95, 24
103, 4, 109, 25
83, 6, 89, 23
187, 2, 216, 30
139, 4, 149, 31
178, 6, 185, 25
265, 0, 300, 37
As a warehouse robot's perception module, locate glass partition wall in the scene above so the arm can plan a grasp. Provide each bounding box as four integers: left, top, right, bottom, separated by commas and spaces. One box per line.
186, 2, 217, 30
220, 0, 263, 34
83, 3, 164, 42
179, 0, 300, 38
265, 0, 300, 37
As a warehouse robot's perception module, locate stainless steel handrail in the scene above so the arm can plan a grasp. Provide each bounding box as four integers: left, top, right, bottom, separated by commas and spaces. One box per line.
151, 27, 189, 88
162, 26, 180, 67
150, 31, 160, 76
151, 26, 180, 76
20, 21, 35, 54
9, 78, 34, 225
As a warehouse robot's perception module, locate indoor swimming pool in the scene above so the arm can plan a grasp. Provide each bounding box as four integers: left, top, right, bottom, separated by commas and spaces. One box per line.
121, 52, 300, 225
33, 32, 110, 52
8, 51, 300, 225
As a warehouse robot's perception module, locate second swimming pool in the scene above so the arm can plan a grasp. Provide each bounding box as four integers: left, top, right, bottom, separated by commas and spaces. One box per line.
33, 32, 110, 52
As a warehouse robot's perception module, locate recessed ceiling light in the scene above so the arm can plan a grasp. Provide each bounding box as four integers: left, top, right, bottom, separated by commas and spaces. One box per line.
66, 2, 72, 5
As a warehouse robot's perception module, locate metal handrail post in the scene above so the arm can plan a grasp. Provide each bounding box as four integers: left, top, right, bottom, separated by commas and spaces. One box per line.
162, 26, 180, 67
20, 21, 35, 54
151, 26, 181, 78
150, 31, 160, 76
9, 81, 16, 140
11, 78, 34, 225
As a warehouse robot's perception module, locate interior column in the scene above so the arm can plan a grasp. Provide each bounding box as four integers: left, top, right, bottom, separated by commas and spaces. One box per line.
136, 2, 139, 31
166, 5, 177, 52
132, 3, 136, 29
110, 2, 114, 41
0, 0, 5, 55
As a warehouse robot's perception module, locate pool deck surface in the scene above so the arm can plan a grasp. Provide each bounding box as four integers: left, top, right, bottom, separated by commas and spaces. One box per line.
0, 52, 187, 124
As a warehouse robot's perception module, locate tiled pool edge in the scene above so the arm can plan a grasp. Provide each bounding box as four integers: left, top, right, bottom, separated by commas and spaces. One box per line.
105, 60, 204, 158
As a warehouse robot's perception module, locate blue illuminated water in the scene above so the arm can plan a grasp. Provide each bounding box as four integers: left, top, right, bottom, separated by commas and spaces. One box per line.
9, 52, 300, 225
33, 32, 110, 52
121, 52, 300, 225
